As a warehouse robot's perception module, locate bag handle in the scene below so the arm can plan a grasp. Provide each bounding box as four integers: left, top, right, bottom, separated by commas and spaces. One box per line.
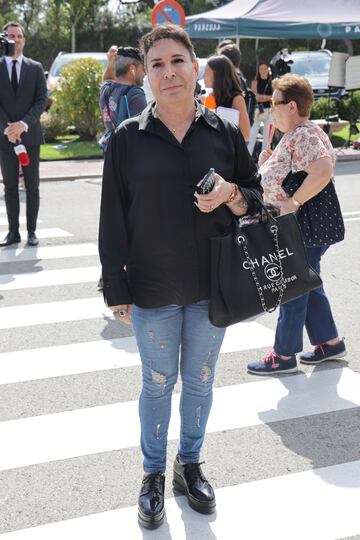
234, 192, 278, 237
234, 193, 286, 313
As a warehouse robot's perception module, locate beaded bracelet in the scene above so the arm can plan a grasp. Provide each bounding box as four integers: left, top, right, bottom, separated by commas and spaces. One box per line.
225, 183, 238, 204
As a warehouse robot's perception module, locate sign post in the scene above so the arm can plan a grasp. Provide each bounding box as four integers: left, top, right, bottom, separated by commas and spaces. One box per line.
151, 0, 186, 29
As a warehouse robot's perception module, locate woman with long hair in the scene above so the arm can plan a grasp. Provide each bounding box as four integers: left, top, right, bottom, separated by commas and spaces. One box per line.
203, 55, 251, 142
248, 62, 273, 155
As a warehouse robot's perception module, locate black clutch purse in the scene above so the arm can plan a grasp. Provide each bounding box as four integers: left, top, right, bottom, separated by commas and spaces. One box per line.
209, 196, 322, 327
282, 170, 345, 247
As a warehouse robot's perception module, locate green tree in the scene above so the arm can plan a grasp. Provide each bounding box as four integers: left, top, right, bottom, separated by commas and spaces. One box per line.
52, 57, 103, 139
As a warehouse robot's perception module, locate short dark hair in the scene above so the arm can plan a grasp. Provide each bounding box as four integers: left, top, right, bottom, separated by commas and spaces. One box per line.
216, 43, 241, 69
3, 21, 25, 38
117, 46, 143, 64
140, 25, 196, 68
116, 47, 143, 77
217, 39, 234, 49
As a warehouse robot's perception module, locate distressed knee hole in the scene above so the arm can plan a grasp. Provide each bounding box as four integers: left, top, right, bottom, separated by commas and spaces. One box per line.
151, 369, 166, 386
201, 365, 212, 382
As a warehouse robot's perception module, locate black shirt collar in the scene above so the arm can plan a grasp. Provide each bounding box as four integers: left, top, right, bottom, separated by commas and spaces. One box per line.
138, 100, 221, 133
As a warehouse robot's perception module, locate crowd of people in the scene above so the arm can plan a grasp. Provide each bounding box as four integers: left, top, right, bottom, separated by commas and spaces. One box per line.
1, 19, 347, 533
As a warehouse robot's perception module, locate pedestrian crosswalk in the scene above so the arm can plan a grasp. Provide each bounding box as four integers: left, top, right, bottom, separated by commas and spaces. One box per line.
0, 197, 359, 539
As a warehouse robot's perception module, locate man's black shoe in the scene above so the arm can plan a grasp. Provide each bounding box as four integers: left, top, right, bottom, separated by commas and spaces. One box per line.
173, 454, 216, 514
0, 232, 21, 247
27, 232, 39, 246
138, 473, 165, 530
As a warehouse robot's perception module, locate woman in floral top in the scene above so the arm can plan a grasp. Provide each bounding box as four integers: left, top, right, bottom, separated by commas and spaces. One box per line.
247, 73, 346, 376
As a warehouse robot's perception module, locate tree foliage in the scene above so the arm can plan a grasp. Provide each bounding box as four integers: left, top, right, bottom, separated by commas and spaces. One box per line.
52, 57, 103, 139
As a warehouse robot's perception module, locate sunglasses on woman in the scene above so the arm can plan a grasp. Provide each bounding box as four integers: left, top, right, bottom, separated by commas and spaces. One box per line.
271, 99, 290, 108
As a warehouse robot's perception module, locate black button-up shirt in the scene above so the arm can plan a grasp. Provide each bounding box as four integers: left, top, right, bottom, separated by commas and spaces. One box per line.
99, 101, 261, 308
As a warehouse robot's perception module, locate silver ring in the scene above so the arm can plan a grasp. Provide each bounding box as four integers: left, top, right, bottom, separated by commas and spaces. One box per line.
113, 309, 128, 318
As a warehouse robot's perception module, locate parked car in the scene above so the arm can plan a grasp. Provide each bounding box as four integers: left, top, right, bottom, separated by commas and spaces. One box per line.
270, 49, 345, 100
46, 51, 107, 108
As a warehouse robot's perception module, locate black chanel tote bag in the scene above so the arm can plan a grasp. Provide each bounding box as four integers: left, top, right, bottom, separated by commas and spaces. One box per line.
209, 197, 322, 327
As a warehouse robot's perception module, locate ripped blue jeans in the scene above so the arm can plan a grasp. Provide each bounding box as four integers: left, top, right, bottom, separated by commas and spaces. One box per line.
131, 300, 226, 473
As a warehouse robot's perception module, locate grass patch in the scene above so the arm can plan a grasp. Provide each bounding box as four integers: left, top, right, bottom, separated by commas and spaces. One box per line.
330, 122, 360, 148
40, 138, 102, 161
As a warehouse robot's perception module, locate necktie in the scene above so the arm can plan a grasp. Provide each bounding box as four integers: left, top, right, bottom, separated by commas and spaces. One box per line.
11, 60, 18, 94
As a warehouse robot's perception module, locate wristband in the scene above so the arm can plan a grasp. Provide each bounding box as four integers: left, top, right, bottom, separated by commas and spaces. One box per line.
225, 183, 238, 204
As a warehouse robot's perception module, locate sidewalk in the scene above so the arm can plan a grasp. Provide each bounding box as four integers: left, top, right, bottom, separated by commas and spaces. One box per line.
0, 148, 359, 183
0, 159, 104, 183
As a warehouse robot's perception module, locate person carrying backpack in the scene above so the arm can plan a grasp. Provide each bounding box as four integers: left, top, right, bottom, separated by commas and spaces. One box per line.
99, 46, 147, 151
98, 46, 147, 291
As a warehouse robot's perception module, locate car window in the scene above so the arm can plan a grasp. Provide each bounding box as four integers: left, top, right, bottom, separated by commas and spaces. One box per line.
290, 55, 331, 78
51, 55, 107, 77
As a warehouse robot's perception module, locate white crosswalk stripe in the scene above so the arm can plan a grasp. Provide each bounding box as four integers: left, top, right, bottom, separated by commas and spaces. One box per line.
2, 460, 360, 540
17, 228, 73, 239
0, 265, 100, 290
0, 367, 358, 471
0, 322, 274, 383
0, 207, 357, 539
0, 242, 98, 263
0, 216, 43, 226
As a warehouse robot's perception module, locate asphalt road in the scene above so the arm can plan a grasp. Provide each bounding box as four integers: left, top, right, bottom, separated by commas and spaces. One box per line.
0, 160, 359, 540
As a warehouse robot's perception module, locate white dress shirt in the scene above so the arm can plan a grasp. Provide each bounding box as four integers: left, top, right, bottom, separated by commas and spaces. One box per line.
5, 54, 23, 81
3, 55, 28, 133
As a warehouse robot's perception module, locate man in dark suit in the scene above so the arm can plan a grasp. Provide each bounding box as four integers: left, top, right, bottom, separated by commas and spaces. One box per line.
0, 21, 47, 247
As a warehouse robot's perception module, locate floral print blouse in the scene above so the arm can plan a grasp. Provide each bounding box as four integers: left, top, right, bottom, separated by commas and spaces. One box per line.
259, 120, 336, 209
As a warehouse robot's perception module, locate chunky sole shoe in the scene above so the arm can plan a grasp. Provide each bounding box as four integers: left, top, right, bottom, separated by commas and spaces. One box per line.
138, 506, 165, 530
173, 471, 216, 514
138, 472, 165, 530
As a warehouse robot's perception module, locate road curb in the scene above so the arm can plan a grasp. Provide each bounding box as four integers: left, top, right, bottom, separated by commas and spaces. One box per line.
335, 153, 360, 162
40, 173, 102, 182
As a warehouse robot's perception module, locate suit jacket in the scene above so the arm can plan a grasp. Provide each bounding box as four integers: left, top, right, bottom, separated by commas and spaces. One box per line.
0, 56, 47, 150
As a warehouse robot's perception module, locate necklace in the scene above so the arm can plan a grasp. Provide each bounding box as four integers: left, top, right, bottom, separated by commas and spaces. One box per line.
154, 106, 194, 135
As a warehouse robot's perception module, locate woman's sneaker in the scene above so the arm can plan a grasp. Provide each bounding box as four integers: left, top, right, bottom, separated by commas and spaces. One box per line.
247, 352, 298, 375
299, 340, 346, 365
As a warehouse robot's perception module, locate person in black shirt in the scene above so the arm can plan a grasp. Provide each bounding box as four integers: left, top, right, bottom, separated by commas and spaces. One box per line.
98, 24, 261, 530
249, 62, 273, 155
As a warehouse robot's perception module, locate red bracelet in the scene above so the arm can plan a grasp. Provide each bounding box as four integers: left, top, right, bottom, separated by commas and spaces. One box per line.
225, 183, 238, 204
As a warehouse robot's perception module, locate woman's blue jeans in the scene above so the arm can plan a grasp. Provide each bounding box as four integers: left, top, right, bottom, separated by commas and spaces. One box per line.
274, 245, 339, 356
131, 300, 226, 473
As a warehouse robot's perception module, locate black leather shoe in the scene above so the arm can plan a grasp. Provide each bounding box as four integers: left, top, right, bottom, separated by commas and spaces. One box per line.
0, 232, 21, 247
27, 232, 39, 246
173, 454, 216, 514
138, 473, 165, 529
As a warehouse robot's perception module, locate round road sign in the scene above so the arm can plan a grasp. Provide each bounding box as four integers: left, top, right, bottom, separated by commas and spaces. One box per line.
151, 0, 186, 29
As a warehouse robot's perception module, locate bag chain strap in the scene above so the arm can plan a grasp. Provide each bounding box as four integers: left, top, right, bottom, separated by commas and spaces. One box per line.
238, 225, 286, 313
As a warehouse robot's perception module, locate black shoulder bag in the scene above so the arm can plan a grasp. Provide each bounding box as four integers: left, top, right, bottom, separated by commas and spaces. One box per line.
282, 170, 345, 247
209, 195, 322, 327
